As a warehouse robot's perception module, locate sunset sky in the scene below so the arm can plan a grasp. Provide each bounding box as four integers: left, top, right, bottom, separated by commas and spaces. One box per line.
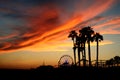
0, 0, 120, 69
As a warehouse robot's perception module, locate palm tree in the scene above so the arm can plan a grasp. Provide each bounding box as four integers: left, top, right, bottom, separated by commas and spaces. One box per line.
79, 31, 87, 66
68, 30, 77, 66
80, 26, 94, 67
93, 33, 103, 67
76, 36, 82, 66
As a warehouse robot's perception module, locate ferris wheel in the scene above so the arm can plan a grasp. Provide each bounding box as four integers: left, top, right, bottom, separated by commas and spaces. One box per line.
58, 55, 73, 67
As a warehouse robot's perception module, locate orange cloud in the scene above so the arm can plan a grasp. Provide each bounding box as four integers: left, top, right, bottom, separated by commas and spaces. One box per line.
0, 0, 116, 52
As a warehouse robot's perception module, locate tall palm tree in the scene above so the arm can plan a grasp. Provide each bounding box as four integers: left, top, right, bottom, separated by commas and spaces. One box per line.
76, 36, 82, 66
68, 30, 77, 66
79, 31, 87, 66
93, 33, 103, 67
80, 26, 94, 66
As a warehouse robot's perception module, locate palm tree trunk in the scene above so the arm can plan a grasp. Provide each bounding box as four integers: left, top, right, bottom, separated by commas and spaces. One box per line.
73, 47, 76, 66
73, 40, 76, 66
96, 40, 99, 67
83, 42, 86, 66
88, 41, 91, 67
78, 44, 81, 66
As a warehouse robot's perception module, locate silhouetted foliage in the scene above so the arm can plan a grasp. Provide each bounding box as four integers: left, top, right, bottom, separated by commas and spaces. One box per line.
106, 56, 120, 67
79, 26, 95, 66
68, 30, 77, 66
114, 56, 120, 66
68, 26, 103, 67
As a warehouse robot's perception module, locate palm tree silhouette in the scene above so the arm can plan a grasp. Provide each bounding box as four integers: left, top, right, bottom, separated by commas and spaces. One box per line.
79, 30, 87, 66
76, 35, 82, 66
80, 26, 94, 66
68, 30, 77, 66
93, 33, 103, 67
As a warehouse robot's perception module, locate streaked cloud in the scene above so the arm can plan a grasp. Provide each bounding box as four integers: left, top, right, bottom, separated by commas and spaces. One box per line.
93, 17, 120, 34
0, 0, 119, 52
